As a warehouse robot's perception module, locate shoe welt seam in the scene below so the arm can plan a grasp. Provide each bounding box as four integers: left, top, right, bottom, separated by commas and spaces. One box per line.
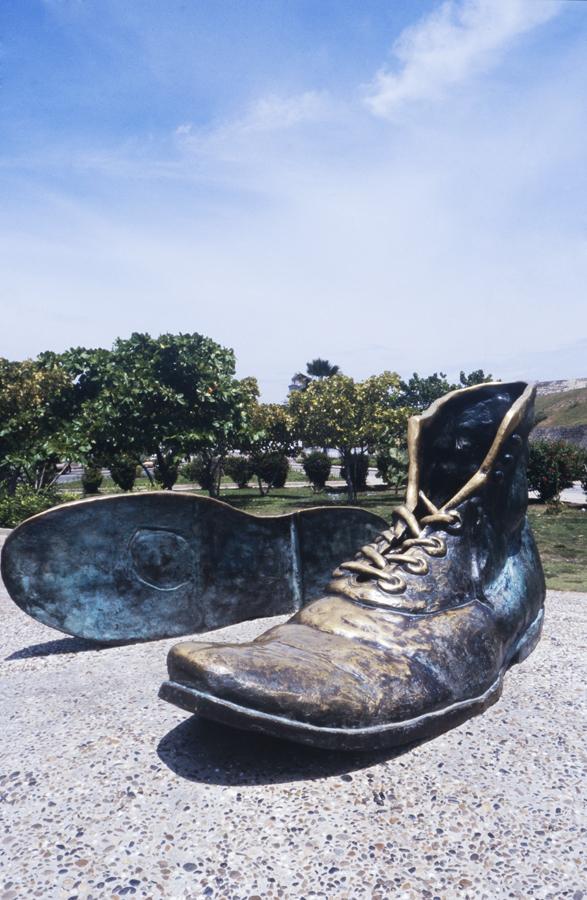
164, 675, 503, 737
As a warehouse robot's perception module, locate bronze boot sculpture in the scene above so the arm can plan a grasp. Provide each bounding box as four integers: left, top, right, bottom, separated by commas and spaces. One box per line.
1, 494, 386, 643
160, 382, 545, 750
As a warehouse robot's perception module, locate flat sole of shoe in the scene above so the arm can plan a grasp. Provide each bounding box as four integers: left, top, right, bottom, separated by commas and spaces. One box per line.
1, 492, 386, 644
159, 607, 544, 751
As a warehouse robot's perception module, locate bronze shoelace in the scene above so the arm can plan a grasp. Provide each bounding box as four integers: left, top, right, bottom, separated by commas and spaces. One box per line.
338, 491, 461, 594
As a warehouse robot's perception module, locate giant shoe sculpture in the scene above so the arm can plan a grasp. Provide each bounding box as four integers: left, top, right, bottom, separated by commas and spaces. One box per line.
1, 495, 387, 643
161, 382, 545, 750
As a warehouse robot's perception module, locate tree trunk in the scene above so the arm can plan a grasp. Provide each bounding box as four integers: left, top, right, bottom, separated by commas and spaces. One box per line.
208, 457, 223, 499
257, 475, 270, 497
46, 461, 71, 490
141, 462, 154, 485
155, 449, 174, 490
3, 469, 19, 497
342, 449, 356, 502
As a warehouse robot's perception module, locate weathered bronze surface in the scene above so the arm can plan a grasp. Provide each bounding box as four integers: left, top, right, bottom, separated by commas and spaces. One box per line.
1, 494, 387, 643
161, 382, 546, 750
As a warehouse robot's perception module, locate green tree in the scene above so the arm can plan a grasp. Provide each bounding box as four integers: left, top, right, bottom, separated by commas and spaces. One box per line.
399, 372, 453, 412
242, 403, 295, 496
59, 333, 255, 493
289, 372, 410, 500
399, 370, 494, 412
189, 375, 260, 497
458, 369, 494, 387
0, 355, 75, 494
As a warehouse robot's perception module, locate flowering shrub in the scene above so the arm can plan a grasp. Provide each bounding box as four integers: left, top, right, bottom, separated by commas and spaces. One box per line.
527, 440, 585, 502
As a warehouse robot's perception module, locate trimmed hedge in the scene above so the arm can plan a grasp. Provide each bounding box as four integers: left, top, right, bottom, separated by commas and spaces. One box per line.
302, 451, 331, 491
253, 453, 289, 490
224, 455, 254, 489
109, 457, 137, 492
82, 466, 103, 495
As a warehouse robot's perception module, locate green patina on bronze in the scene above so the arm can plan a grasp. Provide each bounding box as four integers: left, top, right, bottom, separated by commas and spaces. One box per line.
0, 493, 387, 644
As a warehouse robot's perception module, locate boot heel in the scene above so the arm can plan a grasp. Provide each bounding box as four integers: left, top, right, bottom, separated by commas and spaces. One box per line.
509, 608, 544, 666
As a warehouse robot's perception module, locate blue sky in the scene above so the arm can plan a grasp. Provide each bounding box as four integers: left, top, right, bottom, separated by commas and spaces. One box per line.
1, 0, 586, 400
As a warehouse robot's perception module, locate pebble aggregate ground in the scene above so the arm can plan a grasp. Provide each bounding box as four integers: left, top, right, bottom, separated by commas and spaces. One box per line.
0, 530, 586, 900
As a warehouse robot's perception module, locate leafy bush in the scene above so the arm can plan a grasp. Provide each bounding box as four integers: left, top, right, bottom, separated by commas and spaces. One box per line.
376, 448, 408, 493
153, 462, 179, 490
339, 453, 369, 493
0, 485, 76, 528
182, 456, 215, 491
224, 455, 254, 489
528, 440, 585, 502
109, 456, 137, 492
82, 466, 103, 495
302, 451, 331, 491
253, 453, 289, 493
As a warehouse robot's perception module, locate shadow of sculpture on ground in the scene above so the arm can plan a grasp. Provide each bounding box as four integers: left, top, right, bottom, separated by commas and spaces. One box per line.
156, 714, 418, 786
6, 636, 108, 660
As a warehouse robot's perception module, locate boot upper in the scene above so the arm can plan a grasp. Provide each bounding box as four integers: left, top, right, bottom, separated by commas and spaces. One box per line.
167, 381, 545, 731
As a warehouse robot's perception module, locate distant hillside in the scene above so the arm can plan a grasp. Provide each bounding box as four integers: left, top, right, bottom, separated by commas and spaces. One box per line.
533, 385, 587, 448
535, 386, 587, 428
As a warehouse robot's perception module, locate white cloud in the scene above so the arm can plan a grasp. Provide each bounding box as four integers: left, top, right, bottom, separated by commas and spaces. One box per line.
241, 91, 332, 132
174, 90, 336, 165
365, 0, 563, 118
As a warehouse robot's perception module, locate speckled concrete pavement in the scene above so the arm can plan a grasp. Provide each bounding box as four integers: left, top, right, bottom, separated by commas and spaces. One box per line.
1, 530, 586, 900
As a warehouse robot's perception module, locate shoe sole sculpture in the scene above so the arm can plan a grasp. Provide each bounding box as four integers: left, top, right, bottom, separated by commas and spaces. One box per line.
161, 381, 546, 750
1, 493, 387, 644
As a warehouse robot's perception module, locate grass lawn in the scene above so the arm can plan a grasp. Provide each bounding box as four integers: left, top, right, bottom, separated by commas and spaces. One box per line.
221, 489, 587, 592
54, 481, 586, 592
527, 504, 587, 592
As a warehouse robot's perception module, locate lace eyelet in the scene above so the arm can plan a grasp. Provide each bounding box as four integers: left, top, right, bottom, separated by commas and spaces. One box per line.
378, 573, 406, 594
404, 555, 429, 575
424, 536, 447, 557
446, 511, 463, 533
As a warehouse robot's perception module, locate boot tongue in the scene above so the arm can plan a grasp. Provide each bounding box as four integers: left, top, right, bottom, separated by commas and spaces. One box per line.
416, 385, 524, 509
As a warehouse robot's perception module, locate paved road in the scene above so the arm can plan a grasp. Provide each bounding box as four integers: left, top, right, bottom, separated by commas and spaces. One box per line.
1, 530, 585, 898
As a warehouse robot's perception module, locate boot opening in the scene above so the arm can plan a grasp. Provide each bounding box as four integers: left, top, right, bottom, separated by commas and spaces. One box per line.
418, 383, 527, 509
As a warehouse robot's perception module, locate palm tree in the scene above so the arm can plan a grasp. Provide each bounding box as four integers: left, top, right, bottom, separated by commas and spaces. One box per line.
306, 358, 340, 380
289, 359, 341, 393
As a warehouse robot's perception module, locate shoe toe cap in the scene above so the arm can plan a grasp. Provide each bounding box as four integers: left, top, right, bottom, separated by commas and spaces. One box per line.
165, 625, 452, 730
